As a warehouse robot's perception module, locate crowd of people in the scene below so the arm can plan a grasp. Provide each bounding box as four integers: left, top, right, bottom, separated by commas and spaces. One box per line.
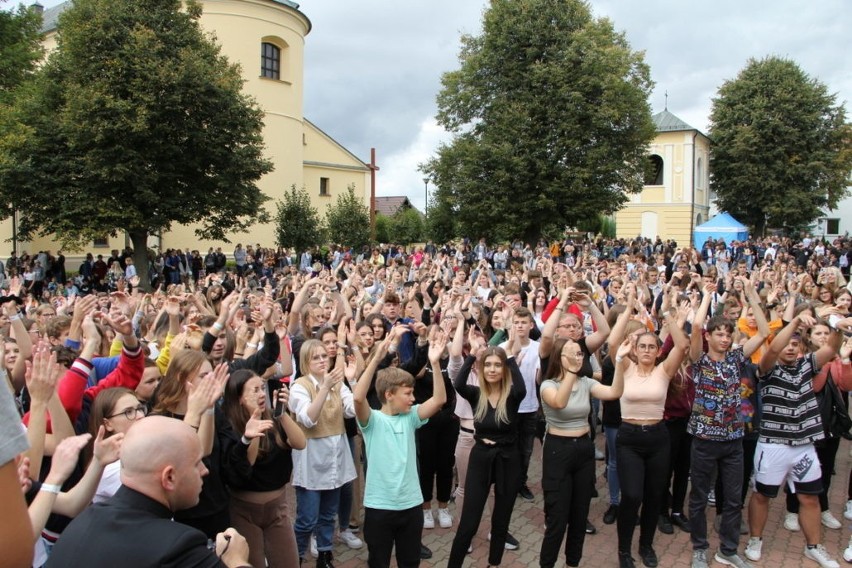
3, 231, 852, 568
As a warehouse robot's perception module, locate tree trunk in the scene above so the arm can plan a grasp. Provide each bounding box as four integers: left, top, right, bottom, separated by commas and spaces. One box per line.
128, 229, 151, 292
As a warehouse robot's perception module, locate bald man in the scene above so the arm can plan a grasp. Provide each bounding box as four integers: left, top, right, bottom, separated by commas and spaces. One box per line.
47, 416, 251, 568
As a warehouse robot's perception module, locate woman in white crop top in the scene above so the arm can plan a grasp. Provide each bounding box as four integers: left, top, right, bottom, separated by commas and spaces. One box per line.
538, 337, 625, 568
614, 308, 689, 568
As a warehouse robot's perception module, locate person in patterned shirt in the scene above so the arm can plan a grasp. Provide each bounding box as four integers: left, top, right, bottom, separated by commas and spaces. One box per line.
745, 313, 843, 568
687, 278, 769, 568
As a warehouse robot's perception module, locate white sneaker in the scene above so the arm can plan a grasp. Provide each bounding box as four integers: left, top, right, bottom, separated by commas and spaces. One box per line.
310, 534, 318, 558
423, 509, 434, 529
843, 535, 852, 562
338, 529, 363, 549
437, 507, 453, 528
845, 500, 852, 521
784, 511, 801, 531
804, 544, 840, 568
821, 511, 842, 530
745, 537, 762, 562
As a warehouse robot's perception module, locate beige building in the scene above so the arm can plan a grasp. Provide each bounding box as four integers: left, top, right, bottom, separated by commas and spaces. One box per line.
6, 0, 370, 257
615, 110, 711, 246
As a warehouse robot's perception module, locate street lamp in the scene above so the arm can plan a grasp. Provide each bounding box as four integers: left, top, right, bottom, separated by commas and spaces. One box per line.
423, 177, 430, 217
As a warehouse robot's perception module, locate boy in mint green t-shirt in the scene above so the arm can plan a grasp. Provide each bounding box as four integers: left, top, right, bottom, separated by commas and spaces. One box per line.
353, 329, 447, 568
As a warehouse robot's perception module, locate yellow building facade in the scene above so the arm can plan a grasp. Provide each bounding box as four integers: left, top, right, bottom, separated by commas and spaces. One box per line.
615, 110, 711, 247
4, 0, 370, 257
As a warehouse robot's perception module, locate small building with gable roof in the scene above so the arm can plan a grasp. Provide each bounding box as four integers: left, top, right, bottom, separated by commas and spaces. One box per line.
615, 109, 711, 247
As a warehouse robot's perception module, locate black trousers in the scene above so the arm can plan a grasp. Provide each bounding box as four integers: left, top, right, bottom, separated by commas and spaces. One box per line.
616, 422, 670, 554
364, 505, 423, 568
689, 438, 743, 556
517, 411, 538, 486
447, 442, 521, 568
715, 437, 756, 512
539, 435, 595, 568
664, 417, 692, 516
417, 409, 459, 503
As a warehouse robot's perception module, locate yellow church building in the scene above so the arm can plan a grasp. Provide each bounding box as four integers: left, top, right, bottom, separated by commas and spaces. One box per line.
615, 109, 711, 246
3, 0, 370, 255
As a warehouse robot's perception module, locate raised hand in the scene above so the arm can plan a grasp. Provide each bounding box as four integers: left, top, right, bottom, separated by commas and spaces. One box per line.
46, 434, 92, 485
321, 366, 345, 391
244, 408, 274, 439
25, 342, 60, 404
92, 425, 123, 465
428, 329, 447, 364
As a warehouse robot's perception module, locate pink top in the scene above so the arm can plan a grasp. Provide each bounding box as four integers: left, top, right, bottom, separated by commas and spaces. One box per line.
620, 363, 670, 421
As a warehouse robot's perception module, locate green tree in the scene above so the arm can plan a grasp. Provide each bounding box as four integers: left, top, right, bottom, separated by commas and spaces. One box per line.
391, 208, 425, 245
0, 0, 272, 288
0, 2, 43, 103
709, 57, 852, 234
374, 213, 393, 244
325, 185, 370, 250
274, 185, 324, 253
421, 0, 655, 242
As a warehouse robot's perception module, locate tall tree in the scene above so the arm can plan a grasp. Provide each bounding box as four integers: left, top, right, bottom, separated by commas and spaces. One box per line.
391, 208, 424, 245
0, 2, 43, 103
274, 185, 324, 253
709, 56, 852, 234
325, 185, 370, 252
0, 0, 272, 288
421, 0, 655, 242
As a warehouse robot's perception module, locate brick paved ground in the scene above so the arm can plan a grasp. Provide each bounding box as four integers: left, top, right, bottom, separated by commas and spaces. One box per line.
305, 436, 852, 567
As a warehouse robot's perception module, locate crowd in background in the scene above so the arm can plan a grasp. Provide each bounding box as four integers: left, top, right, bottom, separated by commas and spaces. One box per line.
3, 230, 852, 567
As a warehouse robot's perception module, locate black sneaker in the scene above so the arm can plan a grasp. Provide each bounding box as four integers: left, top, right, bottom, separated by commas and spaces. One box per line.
639, 545, 658, 568
585, 519, 597, 534
518, 485, 534, 501
657, 514, 674, 534
504, 532, 519, 550
671, 513, 692, 533
603, 504, 619, 525
420, 544, 432, 560
619, 551, 636, 568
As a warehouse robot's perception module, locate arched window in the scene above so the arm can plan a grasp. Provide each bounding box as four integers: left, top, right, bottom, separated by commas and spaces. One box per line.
645, 154, 664, 186
261, 42, 280, 79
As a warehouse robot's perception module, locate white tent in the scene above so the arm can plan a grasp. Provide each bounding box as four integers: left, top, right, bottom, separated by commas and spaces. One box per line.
693, 212, 749, 249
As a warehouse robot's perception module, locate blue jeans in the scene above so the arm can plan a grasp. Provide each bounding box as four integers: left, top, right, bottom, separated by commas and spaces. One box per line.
605, 426, 620, 505
295, 486, 342, 557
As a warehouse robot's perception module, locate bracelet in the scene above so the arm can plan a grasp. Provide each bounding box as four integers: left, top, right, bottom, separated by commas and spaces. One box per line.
8, 312, 22, 321
337, 342, 347, 349
212, 321, 224, 332
241, 435, 252, 446
189, 423, 200, 431
40, 483, 62, 495
234, 352, 244, 357
615, 356, 624, 364
246, 342, 258, 349
204, 408, 215, 416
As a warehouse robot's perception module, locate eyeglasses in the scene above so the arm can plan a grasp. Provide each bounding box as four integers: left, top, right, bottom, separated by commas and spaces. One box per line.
636, 344, 658, 351
106, 405, 148, 420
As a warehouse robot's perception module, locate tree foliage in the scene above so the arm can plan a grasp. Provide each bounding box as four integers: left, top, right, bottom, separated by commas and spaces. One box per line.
0, 2, 43, 103
390, 208, 424, 245
421, 0, 655, 242
274, 185, 324, 252
325, 185, 370, 250
709, 57, 852, 233
0, 0, 272, 288
374, 213, 393, 244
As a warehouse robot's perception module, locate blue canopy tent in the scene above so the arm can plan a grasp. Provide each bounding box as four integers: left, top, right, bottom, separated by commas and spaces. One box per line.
693, 212, 749, 249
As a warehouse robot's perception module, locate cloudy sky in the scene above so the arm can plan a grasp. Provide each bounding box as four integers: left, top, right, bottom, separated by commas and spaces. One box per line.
35, 0, 852, 212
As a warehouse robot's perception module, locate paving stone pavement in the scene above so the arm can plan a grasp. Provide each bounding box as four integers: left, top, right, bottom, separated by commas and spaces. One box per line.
298, 435, 852, 567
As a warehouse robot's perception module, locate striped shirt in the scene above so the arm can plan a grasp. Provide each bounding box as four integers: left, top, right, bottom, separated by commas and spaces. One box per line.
757, 353, 824, 446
